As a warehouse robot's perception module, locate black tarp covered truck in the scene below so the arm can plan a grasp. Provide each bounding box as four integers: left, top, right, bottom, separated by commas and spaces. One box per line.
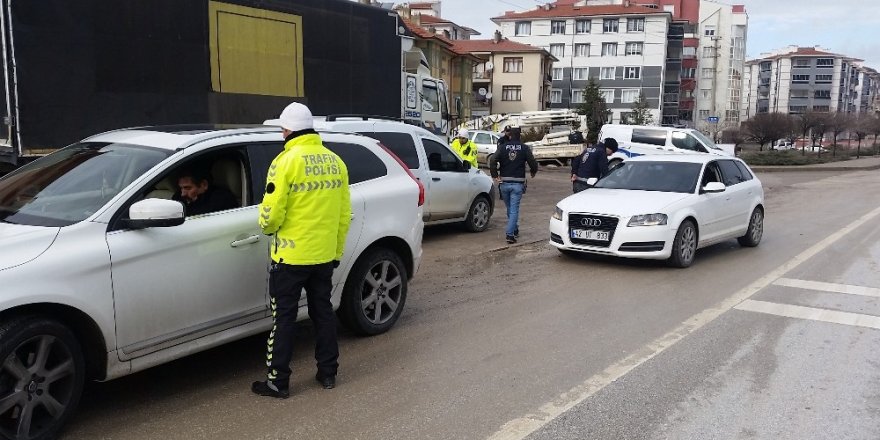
0, 0, 408, 172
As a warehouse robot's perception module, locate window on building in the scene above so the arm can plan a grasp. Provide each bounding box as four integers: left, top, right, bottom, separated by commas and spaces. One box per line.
603, 19, 619, 33
551, 20, 566, 35
620, 112, 635, 124
575, 19, 591, 34
503, 57, 523, 73
600, 67, 615, 80
502, 85, 522, 101
700, 89, 711, 99
681, 67, 695, 79
550, 89, 562, 103
621, 89, 640, 103
625, 42, 643, 56
760, 61, 771, 72
704, 25, 716, 36
817, 58, 834, 67
515, 21, 531, 36
551, 68, 563, 80
788, 105, 807, 114
572, 90, 584, 103
792, 74, 810, 83
549, 43, 565, 57
683, 47, 696, 57
627, 18, 645, 32
698, 109, 710, 119
793, 58, 811, 68
601, 43, 618, 56
574, 43, 590, 57
701, 68, 714, 79
572, 68, 589, 80
790, 89, 809, 98
624, 66, 641, 79
814, 90, 831, 99
815, 74, 832, 83
703, 47, 716, 58
813, 105, 830, 112
600, 89, 615, 103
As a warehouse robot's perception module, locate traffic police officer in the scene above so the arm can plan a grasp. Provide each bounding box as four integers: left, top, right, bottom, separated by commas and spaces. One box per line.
252, 102, 351, 399
450, 128, 478, 169
571, 137, 618, 193
489, 127, 538, 244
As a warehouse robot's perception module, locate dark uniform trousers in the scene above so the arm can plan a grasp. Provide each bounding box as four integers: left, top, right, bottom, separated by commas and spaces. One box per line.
266, 261, 338, 387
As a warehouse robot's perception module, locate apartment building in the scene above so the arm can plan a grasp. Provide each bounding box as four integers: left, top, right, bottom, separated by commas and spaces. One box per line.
493, 1, 671, 124
453, 34, 557, 116
695, 1, 747, 130
417, 14, 481, 41
741, 46, 865, 119
856, 67, 880, 114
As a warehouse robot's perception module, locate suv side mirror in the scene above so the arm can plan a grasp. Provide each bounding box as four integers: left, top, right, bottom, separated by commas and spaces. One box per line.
122, 198, 185, 229
702, 182, 726, 193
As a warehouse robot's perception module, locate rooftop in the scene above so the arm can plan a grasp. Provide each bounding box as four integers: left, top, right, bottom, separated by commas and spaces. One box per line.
451, 38, 556, 60
492, 3, 670, 21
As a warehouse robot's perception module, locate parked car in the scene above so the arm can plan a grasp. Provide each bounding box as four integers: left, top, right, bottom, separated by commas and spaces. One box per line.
0, 125, 424, 439
466, 129, 503, 165
772, 140, 795, 150
597, 124, 735, 168
550, 154, 764, 268
310, 116, 495, 232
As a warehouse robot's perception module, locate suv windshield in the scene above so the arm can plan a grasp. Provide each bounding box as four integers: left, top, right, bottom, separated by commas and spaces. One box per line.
0, 142, 170, 226
691, 130, 723, 152
595, 161, 702, 193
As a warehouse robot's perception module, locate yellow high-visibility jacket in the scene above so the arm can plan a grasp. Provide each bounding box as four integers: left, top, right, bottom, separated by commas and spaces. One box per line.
451, 138, 478, 169
259, 133, 351, 265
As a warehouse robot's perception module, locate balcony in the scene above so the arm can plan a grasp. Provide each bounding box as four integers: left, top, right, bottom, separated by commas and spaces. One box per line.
473, 71, 491, 83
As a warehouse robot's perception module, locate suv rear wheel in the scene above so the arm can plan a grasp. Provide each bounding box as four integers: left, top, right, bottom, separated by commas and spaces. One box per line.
0, 317, 85, 440
338, 248, 408, 336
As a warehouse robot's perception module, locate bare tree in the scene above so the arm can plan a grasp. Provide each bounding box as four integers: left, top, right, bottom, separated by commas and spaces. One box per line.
869, 114, 880, 153
795, 111, 826, 155
853, 114, 871, 159
825, 112, 852, 157
743, 113, 790, 151
783, 114, 801, 147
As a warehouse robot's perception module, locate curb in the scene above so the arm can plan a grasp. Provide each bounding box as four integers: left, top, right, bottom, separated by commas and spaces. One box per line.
487, 238, 546, 253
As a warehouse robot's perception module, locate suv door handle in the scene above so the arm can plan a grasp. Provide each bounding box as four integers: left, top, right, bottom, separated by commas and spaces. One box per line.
231, 235, 260, 247
432, 177, 441, 181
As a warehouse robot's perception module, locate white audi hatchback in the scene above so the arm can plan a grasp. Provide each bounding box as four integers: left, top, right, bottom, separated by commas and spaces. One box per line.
550, 155, 764, 268
0, 125, 423, 439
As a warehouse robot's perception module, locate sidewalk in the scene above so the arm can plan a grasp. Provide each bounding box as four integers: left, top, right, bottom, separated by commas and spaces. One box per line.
750, 155, 880, 173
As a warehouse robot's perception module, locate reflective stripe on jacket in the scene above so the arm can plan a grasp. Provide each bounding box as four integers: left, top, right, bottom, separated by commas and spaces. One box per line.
259, 133, 352, 265
450, 139, 478, 168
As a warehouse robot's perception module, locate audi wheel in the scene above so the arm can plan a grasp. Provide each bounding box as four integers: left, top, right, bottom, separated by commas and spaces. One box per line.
737, 207, 764, 247
667, 220, 697, 268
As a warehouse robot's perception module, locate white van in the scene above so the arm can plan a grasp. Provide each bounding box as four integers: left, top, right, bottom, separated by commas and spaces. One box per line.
598, 124, 734, 166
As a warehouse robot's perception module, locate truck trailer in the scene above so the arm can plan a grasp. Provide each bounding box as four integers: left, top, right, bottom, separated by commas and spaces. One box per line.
0, 0, 450, 173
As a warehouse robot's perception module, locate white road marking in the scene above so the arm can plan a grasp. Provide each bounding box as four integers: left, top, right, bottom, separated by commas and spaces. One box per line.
734, 300, 880, 330
486, 205, 880, 440
773, 278, 880, 298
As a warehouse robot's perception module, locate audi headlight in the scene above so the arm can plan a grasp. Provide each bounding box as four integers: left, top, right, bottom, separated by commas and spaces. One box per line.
627, 213, 668, 227
552, 206, 564, 221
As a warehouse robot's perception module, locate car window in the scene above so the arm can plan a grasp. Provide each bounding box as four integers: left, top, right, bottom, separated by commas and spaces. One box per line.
474, 133, 492, 144
423, 138, 464, 172
360, 131, 421, 169
701, 162, 723, 188
631, 128, 667, 146
491, 134, 500, 144
733, 161, 753, 181
671, 132, 702, 152
0, 142, 170, 227
717, 159, 748, 186
595, 161, 701, 193
324, 142, 387, 184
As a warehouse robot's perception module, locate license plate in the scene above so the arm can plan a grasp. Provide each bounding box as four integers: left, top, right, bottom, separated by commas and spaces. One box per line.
571, 229, 610, 241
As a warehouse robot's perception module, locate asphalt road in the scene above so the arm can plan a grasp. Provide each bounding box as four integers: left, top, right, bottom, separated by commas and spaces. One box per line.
62, 167, 880, 440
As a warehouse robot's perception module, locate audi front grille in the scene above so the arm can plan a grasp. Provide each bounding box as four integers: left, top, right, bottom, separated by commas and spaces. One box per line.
567, 214, 619, 248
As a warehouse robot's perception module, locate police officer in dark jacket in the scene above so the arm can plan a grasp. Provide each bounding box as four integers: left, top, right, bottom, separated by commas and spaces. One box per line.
489, 127, 539, 244
571, 138, 619, 193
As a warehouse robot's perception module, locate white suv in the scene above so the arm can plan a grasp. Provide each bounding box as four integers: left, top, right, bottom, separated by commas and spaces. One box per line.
312, 116, 495, 232
0, 125, 423, 439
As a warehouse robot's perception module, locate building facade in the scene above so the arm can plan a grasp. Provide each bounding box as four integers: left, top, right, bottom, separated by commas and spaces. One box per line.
741, 46, 865, 120
695, 1, 747, 134
453, 35, 557, 116
493, 1, 671, 124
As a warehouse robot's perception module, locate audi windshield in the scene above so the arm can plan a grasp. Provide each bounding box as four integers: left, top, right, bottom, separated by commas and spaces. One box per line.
0, 143, 171, 227
595, 161, 702, 194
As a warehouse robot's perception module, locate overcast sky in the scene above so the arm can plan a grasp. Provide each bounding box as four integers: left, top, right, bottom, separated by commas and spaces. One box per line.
417, 0, 880, 67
